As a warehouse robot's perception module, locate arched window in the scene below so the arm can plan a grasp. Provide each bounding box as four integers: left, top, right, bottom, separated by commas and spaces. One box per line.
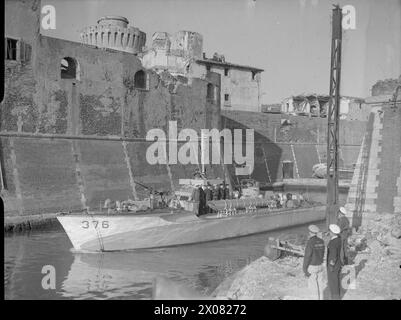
134, 70, 146, 89
207, 83, 214, 101
61, 57, 79, 80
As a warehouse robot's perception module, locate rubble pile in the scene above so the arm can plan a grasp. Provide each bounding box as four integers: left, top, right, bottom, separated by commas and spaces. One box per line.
213, 255, 310, 300
351, 213, 401, 260
341, 213, 401, 300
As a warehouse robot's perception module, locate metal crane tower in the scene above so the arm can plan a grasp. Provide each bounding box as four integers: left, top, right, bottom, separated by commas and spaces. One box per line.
326, 5, 343, 226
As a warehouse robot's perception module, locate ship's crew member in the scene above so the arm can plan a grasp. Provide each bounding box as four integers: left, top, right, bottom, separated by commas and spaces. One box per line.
326, 224, 342, 300
149, 193, 155, 210
218, 184, 224, 200
303, 225, 325, 300
337, 206, 351, 265
204, 184, 213, 213
193, 169, 202, 179
285, 193, 295, 208
212, 184, 220, 200
224, 184, 230, 199
104, 198, 112, 213
220, 183, 226, 200
159, 192, 167, 208
201, 184, 209, 214
192, 185, 200, 215
275, 194, 282, 208
191, 186, 198, 201
233, 189, 240, 199
198, 185, 207, 216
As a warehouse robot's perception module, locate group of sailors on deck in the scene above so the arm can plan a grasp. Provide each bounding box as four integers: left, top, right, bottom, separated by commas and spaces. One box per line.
191, 183, 231, 216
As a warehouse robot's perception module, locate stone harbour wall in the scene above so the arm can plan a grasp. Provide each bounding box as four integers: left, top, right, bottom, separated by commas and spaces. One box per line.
2, 0, 223, 223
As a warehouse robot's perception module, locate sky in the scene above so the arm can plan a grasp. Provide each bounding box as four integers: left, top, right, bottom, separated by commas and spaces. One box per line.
41, 0, 401, 104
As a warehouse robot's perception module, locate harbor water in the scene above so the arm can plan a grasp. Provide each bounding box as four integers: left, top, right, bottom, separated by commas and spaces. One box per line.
4, 221, 325, 300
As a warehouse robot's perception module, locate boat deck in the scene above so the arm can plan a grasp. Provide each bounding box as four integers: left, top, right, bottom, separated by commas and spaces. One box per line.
59, 203, 322, 223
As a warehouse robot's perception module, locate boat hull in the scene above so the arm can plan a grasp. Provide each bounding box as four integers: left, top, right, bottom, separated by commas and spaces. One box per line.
57, 206, 326, 252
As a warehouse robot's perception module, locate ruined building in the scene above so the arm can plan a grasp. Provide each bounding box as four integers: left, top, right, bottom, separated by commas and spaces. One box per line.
141, 31, 264, 112
79, 17, 264, 113
279, 94, 368, 121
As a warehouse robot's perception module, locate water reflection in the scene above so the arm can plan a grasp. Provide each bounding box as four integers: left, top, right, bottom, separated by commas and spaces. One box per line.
5, 221, 325, 300
60, 239, 262, 299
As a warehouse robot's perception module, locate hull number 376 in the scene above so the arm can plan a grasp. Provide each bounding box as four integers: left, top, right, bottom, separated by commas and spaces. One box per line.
81, 221, 109, 229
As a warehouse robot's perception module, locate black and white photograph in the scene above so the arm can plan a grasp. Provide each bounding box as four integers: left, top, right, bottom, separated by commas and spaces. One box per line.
2, 0, 401, 304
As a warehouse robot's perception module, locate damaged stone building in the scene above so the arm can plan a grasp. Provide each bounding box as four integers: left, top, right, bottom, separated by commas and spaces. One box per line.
81, 16, 264, 112
141, 31, 264, 112
280, 94, 367, 121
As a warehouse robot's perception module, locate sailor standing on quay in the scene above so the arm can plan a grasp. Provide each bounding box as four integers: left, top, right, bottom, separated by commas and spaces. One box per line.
326, 224, 343, 300
303, 225, 325, 300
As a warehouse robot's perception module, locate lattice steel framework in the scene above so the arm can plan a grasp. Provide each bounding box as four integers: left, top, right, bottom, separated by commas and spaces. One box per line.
326, 5, 343, 226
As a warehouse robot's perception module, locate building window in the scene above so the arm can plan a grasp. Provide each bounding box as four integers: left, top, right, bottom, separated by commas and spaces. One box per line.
252, 71, 256, 80
134, 70, 147, 89
6, 38, 18, 60
207, 83, 214, 101
224, 68, 229, 76
5, 38, 32, 63
61, 57, 79, 80
206, 65, 211, 72
20, 42, 32, 63
224, 93, 231, 106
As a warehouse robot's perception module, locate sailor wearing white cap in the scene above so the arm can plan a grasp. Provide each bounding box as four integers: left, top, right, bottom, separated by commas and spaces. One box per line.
337, 207, 350, 231
329, 223, 341, 234
303, 225, 325, 300
327, 223, 342, 300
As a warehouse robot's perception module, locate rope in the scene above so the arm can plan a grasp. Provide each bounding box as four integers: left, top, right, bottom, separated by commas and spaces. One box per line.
86, 208, 105, 252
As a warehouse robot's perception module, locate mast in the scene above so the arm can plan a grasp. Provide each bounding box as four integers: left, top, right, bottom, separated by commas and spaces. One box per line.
326, 5, 342, 227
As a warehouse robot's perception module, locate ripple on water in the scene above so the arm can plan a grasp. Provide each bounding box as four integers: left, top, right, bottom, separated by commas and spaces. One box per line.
4, 221, 325, 299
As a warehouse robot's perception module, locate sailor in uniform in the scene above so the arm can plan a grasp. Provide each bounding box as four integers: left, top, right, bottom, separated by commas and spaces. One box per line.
326, 224, 343, 300
224, 184, 230, 200
212, 184, 220, 200
303, 225, 325, 300
198, 184, 207, 216
204, 184, 213, 213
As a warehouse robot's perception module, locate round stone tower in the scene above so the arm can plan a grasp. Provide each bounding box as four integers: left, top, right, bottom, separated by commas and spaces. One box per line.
80, 16, 146, 54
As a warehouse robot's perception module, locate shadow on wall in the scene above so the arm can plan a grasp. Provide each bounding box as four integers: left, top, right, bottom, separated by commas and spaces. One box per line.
0, 195, 4, 216
221, 115, 283, 185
